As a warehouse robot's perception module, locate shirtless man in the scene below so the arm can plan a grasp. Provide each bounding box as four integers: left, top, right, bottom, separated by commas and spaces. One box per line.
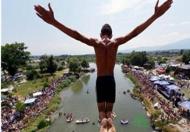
34, 0, 172, 130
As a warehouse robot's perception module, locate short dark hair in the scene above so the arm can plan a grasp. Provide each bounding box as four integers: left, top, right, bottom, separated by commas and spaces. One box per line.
101, 24, 112, 38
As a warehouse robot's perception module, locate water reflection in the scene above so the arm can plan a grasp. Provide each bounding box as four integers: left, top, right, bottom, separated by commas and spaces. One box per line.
71, 80, 83, 93
70, 74, 91, 93
81, 74, 90, 84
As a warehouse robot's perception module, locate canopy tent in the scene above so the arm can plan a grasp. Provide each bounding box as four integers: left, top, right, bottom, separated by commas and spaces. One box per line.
153, 80, 170, 86
24, 98, 36, 104
1, 86, 14, 93
166, 85, 180, 91
33, 91, 42, 97
165, 85, 180, 95
1, 88, 10, 93
178, 101, 190, 110
150, 76, 160, 81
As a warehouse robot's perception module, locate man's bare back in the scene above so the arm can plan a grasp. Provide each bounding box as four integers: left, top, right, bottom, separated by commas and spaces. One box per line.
95, 38, 118, 76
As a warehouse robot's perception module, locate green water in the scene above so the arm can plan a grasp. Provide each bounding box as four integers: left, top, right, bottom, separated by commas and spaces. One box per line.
48, 63, 152, 132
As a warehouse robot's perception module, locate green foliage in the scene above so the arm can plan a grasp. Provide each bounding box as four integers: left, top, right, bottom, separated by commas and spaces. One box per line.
61, 61, 65, 65
151, 110, 161, 121
43, 82, 49, 88
1, 42, 30, 76
68, 75, 77, 82
57, 65, 64, 71
69, 58, 81, 73
157, 56, 168, 65
144, 57, 155, 70
47, 56, 57, 74
182, 50, 190, 64
129, 51, 148, 67
81, 59, 89, 68
16, 101, 26, 112
39, 55, 48, 73
26, 69, 40, 80
37, 119, 50, 130
39, 55, 58, 74
165, 66, 176, 74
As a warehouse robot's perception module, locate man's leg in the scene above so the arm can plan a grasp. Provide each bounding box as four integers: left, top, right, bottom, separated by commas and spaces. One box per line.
106, 102, 114, 119
98, 102, 106, 122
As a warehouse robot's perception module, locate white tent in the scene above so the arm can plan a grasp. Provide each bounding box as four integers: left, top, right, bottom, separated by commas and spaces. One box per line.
24, 98, 36, 104
33, 91, 43, 97
1, 88, 10, 93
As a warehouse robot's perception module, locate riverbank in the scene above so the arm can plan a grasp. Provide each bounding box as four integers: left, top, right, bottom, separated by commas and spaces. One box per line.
21, 73, 83, 132
127, 71, 181, 132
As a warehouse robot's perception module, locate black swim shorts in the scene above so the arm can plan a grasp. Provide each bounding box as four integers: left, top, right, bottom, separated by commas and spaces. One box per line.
96, 76, 116, 103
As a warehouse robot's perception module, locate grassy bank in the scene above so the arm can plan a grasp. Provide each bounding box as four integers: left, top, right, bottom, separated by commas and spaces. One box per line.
127, 72, 179, 132
13, 70, 66, 97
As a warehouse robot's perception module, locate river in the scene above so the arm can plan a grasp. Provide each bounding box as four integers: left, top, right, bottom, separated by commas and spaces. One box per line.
48, 63, 153, 132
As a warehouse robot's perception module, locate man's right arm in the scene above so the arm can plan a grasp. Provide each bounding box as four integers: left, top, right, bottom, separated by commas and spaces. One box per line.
34, 3, 102, 47
52, 20, 99, 47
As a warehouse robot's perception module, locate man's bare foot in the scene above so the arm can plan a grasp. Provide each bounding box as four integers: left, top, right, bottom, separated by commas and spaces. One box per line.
107, 118, 116, 132
100, 118, 108, 132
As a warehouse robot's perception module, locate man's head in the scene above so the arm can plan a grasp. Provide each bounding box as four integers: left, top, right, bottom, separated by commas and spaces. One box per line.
100, 24, 112, 39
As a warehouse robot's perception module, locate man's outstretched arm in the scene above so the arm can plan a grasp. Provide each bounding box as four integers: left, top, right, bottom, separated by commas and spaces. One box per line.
114, 0, 173, 46
34, 3, 101, 47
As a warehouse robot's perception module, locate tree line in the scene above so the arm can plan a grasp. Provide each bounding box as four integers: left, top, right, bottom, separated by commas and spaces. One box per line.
2, 42, 190, 78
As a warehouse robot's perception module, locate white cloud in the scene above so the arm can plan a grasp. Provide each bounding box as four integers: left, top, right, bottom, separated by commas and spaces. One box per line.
100, 0, 141, 15
100, 0, 155, 15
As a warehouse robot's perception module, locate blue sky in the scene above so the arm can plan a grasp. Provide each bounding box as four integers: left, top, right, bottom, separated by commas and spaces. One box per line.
2, 0, 190, 55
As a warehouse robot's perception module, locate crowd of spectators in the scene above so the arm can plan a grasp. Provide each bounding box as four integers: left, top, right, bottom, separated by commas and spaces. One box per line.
1, 73, 77, 132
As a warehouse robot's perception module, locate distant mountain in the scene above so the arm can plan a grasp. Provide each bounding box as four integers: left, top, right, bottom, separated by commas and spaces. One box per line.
120, 38, 190, 53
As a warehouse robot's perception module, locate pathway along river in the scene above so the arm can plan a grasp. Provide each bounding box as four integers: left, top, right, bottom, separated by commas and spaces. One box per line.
48, 63, 153, 132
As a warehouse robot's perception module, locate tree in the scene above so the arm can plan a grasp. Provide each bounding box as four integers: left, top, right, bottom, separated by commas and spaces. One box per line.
157, 56, 167, 65
26, 69, 40, 80
144, 58, 155, 70
39, 55, 48, 73
129, 51, 148, 67
81, 59, 89, 69
69, 58, 81, 73
39, 55, 57, 74
47, 55, 57, 74
1, 42, 30, 76
182, 50, 190, 64
16, 101, 26, 112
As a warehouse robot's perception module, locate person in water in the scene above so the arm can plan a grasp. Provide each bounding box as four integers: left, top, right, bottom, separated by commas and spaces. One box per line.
34, 0, 173, 131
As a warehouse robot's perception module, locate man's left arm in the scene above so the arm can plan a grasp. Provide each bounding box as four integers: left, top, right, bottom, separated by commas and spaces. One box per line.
114, 0, 173, 46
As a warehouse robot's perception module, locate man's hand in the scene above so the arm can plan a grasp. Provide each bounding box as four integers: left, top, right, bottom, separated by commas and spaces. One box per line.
34, 3, 55, 25
154, 0, 173, 18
